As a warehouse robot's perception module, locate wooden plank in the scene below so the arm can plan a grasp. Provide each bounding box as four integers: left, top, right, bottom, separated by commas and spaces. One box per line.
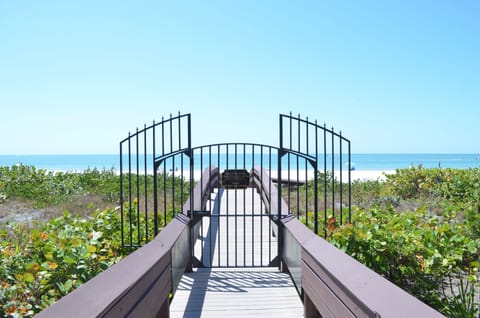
170, 268, 303, 318
302, 262, 355, 318
172, 186, 302, 317
302, 236, 446, 317
183, 166, 220, 215
36, 216, 188, 318
251, 167, 289, 215
194, 188, 277, 267
123, 267, 171, 318
302, 248, 373, 318
281, 217, 445, 317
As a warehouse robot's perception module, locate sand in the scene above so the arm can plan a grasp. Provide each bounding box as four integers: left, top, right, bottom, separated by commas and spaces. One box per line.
190, 169, 395, 182
347, 170, 396, 181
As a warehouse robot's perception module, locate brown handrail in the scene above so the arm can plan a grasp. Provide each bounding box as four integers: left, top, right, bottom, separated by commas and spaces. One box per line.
182, 166, 220, 215
281, 217, 445, 317
254, 168, 444, 317
37, 167, 220, 318
250, 166, 289, 216
36, 215, 188, 318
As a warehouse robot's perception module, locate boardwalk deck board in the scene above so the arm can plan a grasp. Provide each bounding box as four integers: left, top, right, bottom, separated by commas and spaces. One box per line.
170, 268, 303, 317
194, 188, 278, 267
170, 188, 303, 317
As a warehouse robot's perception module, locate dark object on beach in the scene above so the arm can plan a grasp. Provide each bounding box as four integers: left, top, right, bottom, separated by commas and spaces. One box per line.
221, 169, 250, 189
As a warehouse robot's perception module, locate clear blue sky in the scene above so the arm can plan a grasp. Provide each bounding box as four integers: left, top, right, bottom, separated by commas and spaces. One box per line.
1, 1, 478, 154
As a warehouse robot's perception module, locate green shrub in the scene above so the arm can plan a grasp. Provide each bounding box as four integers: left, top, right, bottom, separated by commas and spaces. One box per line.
0, 165, 186, 316
0, 208, 126, 316
385, 166, 480, 204
0, 165, 120, 207
328, 206, 479, 316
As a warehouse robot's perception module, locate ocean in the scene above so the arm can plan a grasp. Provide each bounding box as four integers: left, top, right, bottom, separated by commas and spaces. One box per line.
0, 154, 479, 172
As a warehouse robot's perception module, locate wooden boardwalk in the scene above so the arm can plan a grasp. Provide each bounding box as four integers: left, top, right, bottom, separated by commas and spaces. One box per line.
170, 268, 303, 317
170, 188, 303, 317
194, 188, 278, 267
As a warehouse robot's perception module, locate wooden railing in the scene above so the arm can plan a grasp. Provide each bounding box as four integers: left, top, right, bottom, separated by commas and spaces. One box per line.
281, 215, 445, 317
250, 166, 289, 216
251, 167, 443, 317
36, 215, 186, 318
38, 166, 444, 317
36, 167, 219, 318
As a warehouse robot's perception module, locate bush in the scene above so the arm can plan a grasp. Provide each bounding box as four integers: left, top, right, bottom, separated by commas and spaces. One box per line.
328, 207, 479, 316
0, 165, 120, 207
0, 208, 126, 316
0, 165, 184, 316
385, 166, 480, 204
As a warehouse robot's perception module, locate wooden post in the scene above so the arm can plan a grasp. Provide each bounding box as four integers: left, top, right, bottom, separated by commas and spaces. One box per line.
155, 298, 170, 318
304, 293, 321, 318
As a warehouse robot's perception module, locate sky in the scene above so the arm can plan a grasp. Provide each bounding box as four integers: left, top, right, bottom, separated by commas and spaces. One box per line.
0, 1, 479, 154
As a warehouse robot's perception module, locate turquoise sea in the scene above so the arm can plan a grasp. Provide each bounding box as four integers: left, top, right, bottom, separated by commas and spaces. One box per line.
0, 154, 479, 172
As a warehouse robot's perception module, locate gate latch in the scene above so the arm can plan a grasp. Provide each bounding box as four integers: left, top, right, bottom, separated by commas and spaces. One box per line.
188, 210, 211, 217
188, 210, 211, 226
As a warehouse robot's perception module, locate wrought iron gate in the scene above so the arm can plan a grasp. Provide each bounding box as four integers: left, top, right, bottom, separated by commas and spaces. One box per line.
120, 112, 351, 268
120, 113, 192, 248
190, 144, 280, 267
278, 114, 352, 236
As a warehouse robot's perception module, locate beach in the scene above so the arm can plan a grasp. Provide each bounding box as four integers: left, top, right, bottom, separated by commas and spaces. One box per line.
190, 169, 396, 182
347, 170, 396, 181
1, 153, 478, 175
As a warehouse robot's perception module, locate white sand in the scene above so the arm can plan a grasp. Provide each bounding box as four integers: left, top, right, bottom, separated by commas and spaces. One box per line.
347, 170, 396, 182
118, 168, 396, 182
191, 169, 395, 182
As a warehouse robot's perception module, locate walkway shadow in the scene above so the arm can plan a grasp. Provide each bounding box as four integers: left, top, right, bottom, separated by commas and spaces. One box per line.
201, 188, 223, 267
179, 188, 223, 318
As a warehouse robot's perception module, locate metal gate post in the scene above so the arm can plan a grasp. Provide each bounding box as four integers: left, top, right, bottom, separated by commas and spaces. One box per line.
278, 115, 286, 272
187, 115, 194, 272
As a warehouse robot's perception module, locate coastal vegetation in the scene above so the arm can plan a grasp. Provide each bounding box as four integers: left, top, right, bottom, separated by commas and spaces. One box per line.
0, 165, 164, 316
0, 164, 478, 317
325, 166, 480, 317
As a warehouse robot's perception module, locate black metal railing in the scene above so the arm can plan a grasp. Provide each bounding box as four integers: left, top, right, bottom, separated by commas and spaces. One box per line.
279, 113, 351, 237
120, 112, 352, 250
189, 143, 280, 267
120, 113, 191, 247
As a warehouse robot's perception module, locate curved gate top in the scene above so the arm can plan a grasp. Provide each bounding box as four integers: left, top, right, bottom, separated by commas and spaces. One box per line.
120, 113, 351, 268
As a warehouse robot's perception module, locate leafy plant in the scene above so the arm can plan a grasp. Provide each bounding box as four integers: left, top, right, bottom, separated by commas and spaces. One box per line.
0, 165, 119, 207
329, 206, 479, 311
0, 165, 189, 316
1, 164, 479, 316
296, 166, 480, 315
0, 208, 127, 316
